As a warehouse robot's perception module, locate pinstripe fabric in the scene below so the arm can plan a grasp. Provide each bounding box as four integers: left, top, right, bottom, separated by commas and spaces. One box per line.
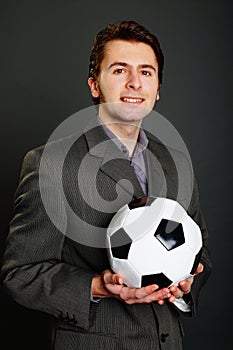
1, 119, 211, 349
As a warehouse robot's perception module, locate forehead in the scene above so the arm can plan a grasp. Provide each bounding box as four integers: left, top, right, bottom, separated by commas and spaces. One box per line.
102, 40, 158, 67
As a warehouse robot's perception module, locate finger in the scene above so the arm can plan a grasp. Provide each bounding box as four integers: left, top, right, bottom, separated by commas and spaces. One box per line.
124, 288, 171, 304
102, 270, 120, 284
112, 274, 124, 285
169, 285, 178, 293
120, 284, 158, 301
169, 285, 183, 299
179, 280, 191, 294
168, 295, 176, 303
194, 263, 204, 275
143, 288, 171, 303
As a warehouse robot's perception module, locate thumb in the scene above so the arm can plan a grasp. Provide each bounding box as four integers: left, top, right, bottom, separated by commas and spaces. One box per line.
101, 270, 124, 285
194, 263, 204, 275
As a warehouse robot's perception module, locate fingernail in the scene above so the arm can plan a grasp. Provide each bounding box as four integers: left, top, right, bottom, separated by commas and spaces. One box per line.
164, 293, 171, 298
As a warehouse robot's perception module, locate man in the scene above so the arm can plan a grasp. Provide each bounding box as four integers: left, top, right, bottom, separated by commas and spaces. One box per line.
1, 21, 211, 349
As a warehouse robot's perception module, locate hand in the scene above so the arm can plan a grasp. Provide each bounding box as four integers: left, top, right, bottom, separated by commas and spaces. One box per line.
92, 269, 172, 305
162, 263, 204, 305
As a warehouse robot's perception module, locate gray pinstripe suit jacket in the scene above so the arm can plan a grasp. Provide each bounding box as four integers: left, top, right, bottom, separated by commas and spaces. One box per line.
1, 119, 211, 349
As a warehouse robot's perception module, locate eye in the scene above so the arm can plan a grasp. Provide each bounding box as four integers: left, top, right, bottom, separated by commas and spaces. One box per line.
113, 68, 126, 74
141, 70, 151, 76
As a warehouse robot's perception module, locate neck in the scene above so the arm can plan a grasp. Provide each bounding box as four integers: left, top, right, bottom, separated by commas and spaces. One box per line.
99, 117, 141, 157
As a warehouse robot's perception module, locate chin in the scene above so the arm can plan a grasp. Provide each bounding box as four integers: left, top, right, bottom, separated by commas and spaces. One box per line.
99, 102, 152, 125
121, 104, 151, 122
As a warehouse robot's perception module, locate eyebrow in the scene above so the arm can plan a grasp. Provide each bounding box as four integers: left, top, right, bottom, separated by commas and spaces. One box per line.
108, 62, 156, 72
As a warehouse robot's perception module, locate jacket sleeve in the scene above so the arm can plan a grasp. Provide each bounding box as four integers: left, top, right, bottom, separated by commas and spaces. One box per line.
1, 148, 95, 330
178, 175, 212, 317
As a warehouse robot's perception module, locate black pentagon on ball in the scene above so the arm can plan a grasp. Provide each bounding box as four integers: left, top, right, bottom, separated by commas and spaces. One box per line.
190, 248, 203, 275
110, 228, 132, 259
155, 219, 185, 251
141, 273, 172, 288
128, 196, 156, 209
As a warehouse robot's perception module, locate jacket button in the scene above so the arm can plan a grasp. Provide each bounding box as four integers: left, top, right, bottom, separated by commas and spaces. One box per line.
160, 333, 169, 342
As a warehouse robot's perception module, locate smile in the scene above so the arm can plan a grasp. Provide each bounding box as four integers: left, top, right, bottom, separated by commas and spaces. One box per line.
121, 97, 144, 103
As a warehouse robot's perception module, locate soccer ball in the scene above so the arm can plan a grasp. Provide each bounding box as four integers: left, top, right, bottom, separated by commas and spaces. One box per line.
106, 197, 202, 288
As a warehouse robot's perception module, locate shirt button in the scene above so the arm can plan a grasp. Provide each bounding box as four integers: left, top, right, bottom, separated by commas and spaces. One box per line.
160, 333, 169, 343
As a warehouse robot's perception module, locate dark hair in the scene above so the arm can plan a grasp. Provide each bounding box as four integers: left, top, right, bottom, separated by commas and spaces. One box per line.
89, 20, 164, 104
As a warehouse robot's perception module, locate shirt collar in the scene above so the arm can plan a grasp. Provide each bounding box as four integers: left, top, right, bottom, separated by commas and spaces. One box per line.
97, 116, 148, 158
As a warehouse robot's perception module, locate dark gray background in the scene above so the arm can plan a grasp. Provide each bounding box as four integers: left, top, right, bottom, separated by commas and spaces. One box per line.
0, 0, 232, 349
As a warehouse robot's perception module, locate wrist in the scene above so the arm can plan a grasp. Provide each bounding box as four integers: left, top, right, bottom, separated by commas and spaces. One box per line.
91, 274, 112, 299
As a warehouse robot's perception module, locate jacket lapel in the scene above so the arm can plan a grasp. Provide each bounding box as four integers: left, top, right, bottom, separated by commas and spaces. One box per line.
84, 118, 145, 199
145, 145, 167, 198
146, 134, 179, 200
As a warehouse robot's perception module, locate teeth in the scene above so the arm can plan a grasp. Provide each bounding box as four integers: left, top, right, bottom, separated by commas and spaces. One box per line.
122, 98, 143, 103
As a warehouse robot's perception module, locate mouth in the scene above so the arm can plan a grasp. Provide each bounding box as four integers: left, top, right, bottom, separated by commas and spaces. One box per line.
120, 97, 145, 104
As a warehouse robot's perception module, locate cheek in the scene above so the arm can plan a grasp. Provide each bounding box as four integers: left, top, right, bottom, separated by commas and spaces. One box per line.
146, 82, 159, 98
99, 80, 119, 100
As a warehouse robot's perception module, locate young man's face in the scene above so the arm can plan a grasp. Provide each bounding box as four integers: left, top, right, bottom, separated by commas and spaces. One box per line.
88, 40, 160, 124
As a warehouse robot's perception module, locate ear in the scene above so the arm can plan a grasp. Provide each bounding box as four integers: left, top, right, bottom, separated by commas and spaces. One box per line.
88, 77, 100, 98
156, 84, 161, 101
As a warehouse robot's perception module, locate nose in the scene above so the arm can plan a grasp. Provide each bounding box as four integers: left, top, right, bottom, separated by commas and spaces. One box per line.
126, 71, 142, 90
